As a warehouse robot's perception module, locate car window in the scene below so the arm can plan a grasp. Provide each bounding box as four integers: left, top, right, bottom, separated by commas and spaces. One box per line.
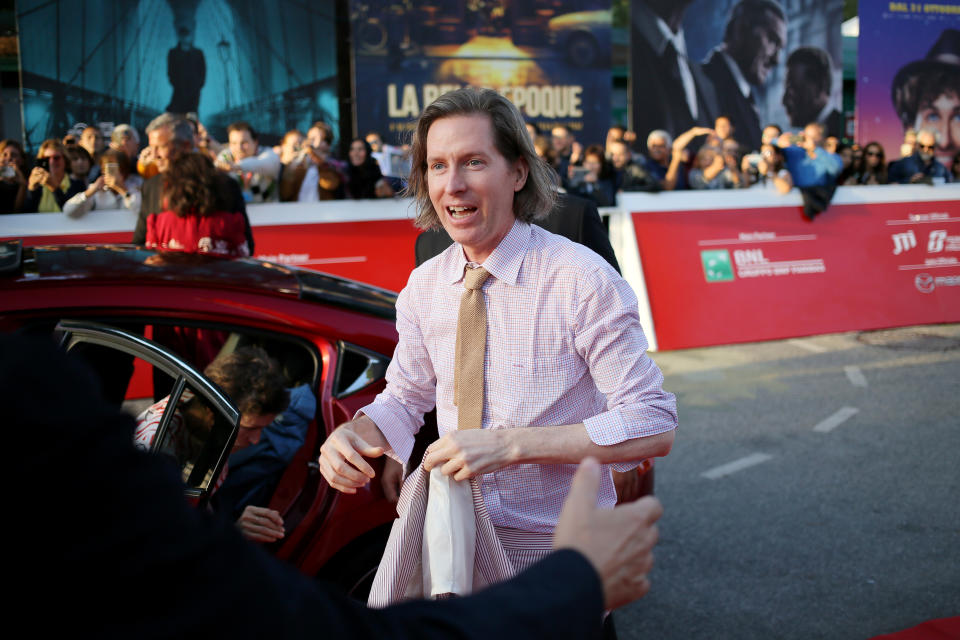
56, 320, 240, 501
135, 384, 236, 494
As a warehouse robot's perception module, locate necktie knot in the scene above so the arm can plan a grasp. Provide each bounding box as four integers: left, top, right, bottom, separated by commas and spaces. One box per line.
463, 266, 490, 291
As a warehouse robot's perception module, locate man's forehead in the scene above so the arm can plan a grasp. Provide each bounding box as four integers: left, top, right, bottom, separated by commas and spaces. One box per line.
426, 114, 497, 155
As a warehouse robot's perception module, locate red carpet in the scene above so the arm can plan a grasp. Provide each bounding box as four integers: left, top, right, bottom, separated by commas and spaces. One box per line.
869, 617, 960, 640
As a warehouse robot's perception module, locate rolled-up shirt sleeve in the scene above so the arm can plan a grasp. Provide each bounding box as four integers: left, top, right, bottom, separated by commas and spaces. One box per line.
574, 265, 677, 470
358, 278, 438, 464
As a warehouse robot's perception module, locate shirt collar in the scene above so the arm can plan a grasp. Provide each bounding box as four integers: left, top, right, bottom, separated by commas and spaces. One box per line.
441, 219, 531, 287
654, 17, 687, 58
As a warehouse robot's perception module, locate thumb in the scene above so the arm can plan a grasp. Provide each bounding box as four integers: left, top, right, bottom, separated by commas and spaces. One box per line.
348, 430, 384, 458
565, 457, 602, 519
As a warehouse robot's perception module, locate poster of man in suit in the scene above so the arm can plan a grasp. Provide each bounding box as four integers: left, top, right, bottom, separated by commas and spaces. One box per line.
630, 0, 842, 154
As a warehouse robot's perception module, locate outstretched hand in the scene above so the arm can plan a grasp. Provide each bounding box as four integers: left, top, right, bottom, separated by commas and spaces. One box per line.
553, 458, 663, 610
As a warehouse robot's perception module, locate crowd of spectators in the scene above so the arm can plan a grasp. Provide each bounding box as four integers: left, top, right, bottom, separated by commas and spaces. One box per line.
525, 116, 957, 210
2, 108, 959, 216
0, 114, 402, 215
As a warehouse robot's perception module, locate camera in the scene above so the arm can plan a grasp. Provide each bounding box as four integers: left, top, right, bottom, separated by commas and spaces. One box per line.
36, 157, 50, 172
744, 153, 763, 169
0, 166, 15, 179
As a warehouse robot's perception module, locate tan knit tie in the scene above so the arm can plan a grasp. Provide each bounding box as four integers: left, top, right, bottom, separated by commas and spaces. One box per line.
454, 266, 491, 430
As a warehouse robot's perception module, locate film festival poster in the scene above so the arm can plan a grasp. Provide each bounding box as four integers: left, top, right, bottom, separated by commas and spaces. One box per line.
350, 0, 613, 150
857, 1, 960, 168
16, 0, 339, 151
630, 0, 843, 154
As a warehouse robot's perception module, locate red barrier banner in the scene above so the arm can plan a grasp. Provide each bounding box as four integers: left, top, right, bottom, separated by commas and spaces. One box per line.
631, 197, 960, 350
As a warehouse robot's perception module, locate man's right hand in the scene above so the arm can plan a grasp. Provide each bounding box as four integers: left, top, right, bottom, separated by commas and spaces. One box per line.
318, 415, 388, 493
553, 457, 663, 610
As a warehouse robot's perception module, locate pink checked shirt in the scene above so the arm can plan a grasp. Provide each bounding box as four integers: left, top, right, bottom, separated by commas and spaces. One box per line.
362, 220, 677, 533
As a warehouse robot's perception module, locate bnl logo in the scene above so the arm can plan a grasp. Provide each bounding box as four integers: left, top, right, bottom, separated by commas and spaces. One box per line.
891, 230, 916, 255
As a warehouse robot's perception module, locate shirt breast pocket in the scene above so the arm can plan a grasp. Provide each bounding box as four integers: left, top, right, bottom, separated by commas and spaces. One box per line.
489, 353, 583, 427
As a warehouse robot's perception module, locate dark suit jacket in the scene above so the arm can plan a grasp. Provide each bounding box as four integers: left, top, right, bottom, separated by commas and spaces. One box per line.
630, 1, 718, 153
133, 172, 255, 254
702, 50, 762, 152
414, 193, 621, 274
7, 334, 605, 640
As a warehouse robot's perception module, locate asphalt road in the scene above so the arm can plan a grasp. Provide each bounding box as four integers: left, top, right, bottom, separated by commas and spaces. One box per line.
616, 324, 960, 640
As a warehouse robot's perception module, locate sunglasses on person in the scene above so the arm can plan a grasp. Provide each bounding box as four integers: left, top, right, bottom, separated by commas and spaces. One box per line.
866, 151, 881, 157
918, 143, 936, 151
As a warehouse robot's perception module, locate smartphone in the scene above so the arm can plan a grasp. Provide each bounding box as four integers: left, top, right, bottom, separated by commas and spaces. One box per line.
569, 166, 590, 183
104, 162, 120, 178
744, 153, 763, 168
36, 157, 50, 172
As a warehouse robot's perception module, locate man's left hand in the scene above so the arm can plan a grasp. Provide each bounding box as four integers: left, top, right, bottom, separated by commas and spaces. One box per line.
236, 505, 285, 543
422, 429, 516, 481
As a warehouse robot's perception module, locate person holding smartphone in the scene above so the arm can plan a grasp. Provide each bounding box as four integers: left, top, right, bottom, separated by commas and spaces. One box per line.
63, 149, 142, 218
24, 139, 84, 213
565, 145, 616, 207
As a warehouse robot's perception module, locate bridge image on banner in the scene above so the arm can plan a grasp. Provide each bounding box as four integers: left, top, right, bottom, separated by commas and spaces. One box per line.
16, 0, 339, 150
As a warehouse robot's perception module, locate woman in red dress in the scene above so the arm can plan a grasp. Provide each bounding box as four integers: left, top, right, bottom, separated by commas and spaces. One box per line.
146, 152, 249, 257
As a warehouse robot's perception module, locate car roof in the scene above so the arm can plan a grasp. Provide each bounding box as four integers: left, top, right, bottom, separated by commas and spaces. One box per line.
3, 242, 398, 320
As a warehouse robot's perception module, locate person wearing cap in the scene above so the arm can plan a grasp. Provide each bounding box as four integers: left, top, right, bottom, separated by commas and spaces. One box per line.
892, 28, 960, 166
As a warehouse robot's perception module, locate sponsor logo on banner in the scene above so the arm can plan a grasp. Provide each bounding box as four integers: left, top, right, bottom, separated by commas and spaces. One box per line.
730, 248, 826, 278
924, 230, 960, 253
892, 230, 917, 255
927, 230, 947, 253
701, 249, 734, 282
914, 273, 960, 293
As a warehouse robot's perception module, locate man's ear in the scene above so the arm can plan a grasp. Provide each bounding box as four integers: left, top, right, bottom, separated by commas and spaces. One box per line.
514, 157, 529, 192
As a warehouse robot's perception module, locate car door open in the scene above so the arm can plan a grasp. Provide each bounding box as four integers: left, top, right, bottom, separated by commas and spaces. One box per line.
56, 320, 241, 503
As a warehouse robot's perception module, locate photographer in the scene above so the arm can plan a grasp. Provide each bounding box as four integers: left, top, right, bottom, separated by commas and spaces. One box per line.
278, 121, 345, 201
566, 145, 616, 207
741, 143, 793, 193
23, 139, 84, 213
63, 149, 142, 218
215, 121, 281, 203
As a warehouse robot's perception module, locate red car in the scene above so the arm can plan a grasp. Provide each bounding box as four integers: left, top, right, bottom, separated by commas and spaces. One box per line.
0, 239, 653, 596
0, 240, 400, 597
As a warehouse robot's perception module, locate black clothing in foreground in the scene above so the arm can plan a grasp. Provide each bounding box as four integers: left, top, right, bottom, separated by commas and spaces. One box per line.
414, 193, 621, 274
133, 171, 255, 254
5, 334, 605, 640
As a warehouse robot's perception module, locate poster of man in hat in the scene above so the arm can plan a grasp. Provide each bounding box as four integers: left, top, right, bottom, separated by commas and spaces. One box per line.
857, 3, 960, 166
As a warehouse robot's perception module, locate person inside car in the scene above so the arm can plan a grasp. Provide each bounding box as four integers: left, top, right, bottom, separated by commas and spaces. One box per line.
134, 346, 291, 543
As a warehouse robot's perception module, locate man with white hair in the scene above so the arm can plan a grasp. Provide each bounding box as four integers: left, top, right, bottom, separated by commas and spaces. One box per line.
110, 124, 141, 168
641, 128, 693, 190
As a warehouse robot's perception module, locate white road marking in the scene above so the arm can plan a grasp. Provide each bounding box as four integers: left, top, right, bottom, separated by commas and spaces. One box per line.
701, 453, 773, 480
788, 338, 828, 353
844, 366, 868, 388
813, 406, 860, 433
